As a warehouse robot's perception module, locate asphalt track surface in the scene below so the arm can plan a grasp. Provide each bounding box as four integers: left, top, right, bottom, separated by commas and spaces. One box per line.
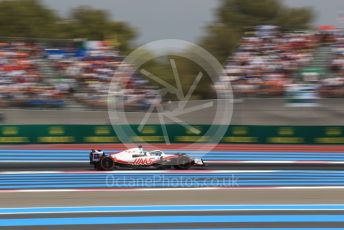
1, 144, 344, 229
2, 145, 344, 171
5, 170, 344, 189
2, 162, 344, 171
4, 149, 344, 164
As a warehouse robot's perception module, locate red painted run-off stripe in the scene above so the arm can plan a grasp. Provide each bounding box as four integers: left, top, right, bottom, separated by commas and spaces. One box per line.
1, 144, 344, 152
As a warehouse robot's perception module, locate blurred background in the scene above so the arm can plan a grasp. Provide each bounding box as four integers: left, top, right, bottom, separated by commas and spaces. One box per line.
2, 2, 344, 228
0, 0, 343, 127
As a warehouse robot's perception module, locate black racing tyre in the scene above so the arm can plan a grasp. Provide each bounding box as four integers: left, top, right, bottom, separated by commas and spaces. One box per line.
94, 162, 102, 171
100, 157, 114, 171
174, 156, 192, 170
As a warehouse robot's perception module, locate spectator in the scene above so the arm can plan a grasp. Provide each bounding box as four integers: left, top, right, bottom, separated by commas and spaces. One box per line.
0, 41, 65, 108
216, 26, 318, 97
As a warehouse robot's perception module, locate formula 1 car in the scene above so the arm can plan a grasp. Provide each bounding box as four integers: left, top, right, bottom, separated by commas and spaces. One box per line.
89, 146, 205, 171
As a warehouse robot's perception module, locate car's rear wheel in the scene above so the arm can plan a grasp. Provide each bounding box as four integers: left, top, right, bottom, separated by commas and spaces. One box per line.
174, 156, 192, 170
100, 157, 114, 171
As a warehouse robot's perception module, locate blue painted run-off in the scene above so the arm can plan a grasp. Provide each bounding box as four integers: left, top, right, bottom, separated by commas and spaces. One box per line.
4, 170, 344, 188
1, 215, 344, 226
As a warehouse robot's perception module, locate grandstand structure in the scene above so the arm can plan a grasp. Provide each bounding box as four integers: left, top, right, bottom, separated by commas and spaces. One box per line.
0, 26, 343, 117
216, 26, 344, 99
0, 39, 159, 111
0, 41, 65, 108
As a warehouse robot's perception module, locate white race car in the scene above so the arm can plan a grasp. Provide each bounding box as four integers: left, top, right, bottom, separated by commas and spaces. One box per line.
89, 146, 205, 170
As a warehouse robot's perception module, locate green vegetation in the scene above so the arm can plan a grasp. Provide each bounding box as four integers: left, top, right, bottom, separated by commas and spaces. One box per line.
0, 0, 315, 99
0, 0, 136, 53
140, 56, 216, 100
201, 0, 314, 63
145, 0, 315, 100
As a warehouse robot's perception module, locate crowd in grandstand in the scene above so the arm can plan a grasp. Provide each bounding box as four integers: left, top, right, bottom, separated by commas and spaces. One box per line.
1, 26, 344, 110
51, 44, 160, 110
331, 38, 344, 75
0, 42, 65, 108
217, 26, 344, 98
322, 32, 344, 97
0, 40, 160, 110
217, 26, 319, 96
